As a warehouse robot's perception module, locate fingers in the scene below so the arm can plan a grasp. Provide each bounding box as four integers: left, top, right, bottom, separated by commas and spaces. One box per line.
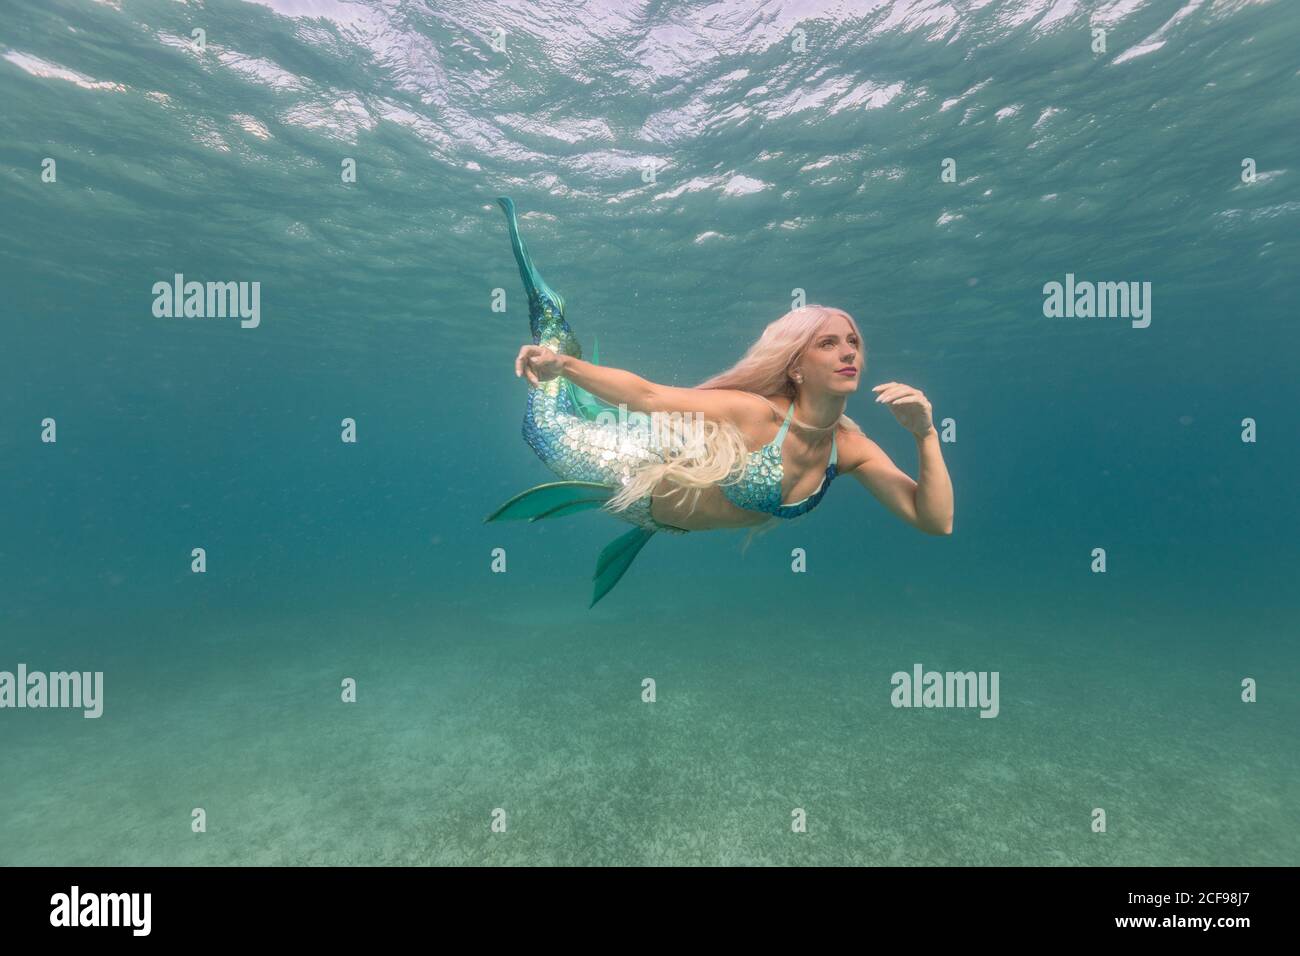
873, 382, 907, 402
514, 344, 558, 387
874, 382, 928, 406
516, 345, 541, 386
875, 386, 915, 404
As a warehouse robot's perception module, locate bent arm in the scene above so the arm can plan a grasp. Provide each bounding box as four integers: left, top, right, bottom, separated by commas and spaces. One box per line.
847, 429, 954, 535
558, 355, 761, 423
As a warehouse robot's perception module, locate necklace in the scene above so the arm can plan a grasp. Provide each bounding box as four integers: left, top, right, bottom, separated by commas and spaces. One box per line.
791, 412, 839, 432
761, 395, 839, 432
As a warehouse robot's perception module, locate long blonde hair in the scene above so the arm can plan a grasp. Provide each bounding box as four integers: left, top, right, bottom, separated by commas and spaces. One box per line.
605, 305, 866, 517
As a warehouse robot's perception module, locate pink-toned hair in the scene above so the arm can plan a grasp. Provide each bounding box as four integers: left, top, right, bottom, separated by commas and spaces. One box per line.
696, 305, 867, 419
605, 305, 865, 520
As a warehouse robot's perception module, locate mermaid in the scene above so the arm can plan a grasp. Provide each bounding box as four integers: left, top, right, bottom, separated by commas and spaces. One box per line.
487, 197, 955, 606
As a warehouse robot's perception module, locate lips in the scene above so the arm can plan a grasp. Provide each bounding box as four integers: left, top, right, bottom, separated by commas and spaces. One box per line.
836, 368, 857, 375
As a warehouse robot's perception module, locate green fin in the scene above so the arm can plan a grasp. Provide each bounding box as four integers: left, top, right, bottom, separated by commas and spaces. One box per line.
497, 196, 566, 321
590, 526, 655, 608
485, 481, 614, 522
566, 336, 611, 422
564, 338, 653, 432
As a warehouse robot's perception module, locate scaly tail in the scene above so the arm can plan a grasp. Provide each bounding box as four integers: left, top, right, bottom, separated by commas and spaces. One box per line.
497, 198, 630, 424
488, 197, 680, 608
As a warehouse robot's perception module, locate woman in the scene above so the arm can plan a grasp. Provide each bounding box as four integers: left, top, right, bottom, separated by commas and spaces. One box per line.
488, 198, 954, 606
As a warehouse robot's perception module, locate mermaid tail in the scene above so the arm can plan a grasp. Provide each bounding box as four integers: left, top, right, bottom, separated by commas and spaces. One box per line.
486, 197, 685, 607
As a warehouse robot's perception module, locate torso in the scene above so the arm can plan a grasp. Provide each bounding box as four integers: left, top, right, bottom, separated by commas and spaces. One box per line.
649, 395, 850, 531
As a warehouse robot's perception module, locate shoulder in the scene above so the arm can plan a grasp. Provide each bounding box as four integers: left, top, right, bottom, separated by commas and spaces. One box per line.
706, 390, 786, 431
835, 426, 888, 475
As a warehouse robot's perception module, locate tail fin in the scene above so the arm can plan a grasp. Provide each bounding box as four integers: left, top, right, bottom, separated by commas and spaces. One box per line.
485, 481, 615, 523
591, 527, 656, 608
486, 480, 656, 607
497, 196, 571, 347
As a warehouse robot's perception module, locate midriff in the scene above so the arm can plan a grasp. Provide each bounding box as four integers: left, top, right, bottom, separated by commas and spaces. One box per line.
649, 478, 773, 531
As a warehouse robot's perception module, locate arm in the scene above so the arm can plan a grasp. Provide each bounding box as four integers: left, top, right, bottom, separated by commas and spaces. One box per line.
517, 345, 763, 424
846, 428, 953, 535
556, 354, 656, 411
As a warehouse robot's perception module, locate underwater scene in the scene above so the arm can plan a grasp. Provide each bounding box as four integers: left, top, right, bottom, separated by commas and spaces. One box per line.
1, 0, 1297, 866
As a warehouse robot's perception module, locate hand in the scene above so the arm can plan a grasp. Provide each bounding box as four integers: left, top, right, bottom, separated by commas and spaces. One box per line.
515, 344, 564, 386
873, 382, 934, 437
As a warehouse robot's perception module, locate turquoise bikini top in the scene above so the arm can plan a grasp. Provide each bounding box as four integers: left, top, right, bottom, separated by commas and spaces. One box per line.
720, 400, 839, 519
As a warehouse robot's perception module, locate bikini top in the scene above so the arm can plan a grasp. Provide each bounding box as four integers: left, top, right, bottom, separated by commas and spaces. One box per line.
719, 400, 838, 519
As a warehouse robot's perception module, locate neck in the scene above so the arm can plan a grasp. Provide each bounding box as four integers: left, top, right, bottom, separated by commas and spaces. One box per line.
792, 392, 845, 432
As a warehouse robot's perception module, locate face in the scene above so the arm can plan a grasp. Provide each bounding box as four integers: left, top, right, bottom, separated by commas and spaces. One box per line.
795, 315, 862, 394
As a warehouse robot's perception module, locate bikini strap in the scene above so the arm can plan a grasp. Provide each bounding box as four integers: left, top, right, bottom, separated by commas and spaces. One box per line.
773, 402, 795, 447
759, 396, 835, 461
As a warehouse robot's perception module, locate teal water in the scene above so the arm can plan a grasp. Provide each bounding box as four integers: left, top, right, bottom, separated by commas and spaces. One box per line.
2, 0, 1297, 866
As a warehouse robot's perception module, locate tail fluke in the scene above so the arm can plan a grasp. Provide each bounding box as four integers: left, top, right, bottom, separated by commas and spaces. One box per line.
486, 481, 657, 607
485, 480, 615, 523
591, 526, 656, 608
497, 196, 570, 346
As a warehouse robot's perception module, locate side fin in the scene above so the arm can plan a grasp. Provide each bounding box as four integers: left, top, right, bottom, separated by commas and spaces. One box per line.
566, 336, 612, 422
485, 481, 614, 522
591, 526, 655, 608
564, 336, 652, 431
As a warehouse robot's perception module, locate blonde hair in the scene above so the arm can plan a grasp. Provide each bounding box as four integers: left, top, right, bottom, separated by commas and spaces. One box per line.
605, 305, 867, 519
